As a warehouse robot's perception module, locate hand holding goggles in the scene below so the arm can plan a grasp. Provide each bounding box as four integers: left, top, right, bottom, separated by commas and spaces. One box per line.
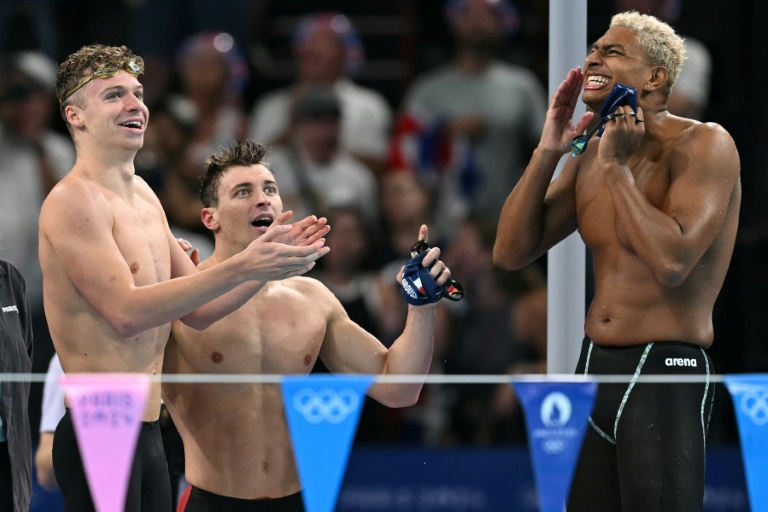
60, 59, 144, 109
570, 83, 637, 156
399, 240, 465, 306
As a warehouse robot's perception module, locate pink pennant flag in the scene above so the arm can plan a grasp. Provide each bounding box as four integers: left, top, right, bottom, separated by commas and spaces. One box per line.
59, 373, 151, 512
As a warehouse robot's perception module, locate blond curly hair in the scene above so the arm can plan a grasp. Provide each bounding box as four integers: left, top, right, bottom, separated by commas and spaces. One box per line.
56, 44, 144, 121
610, 11, 687, 91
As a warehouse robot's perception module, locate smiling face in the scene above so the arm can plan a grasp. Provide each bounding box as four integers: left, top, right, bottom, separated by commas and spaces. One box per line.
582, 26, 652, 110
203, 164, 282, 249
65, 70, 148, 152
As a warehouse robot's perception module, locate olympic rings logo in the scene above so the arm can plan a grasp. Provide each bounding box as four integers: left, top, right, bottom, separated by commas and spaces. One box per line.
292, 387, 360, 424
739, 389, 768, 426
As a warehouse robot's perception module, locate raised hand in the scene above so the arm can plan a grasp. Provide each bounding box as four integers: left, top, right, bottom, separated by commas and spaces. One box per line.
176, 238, 200, 266
396, 224, 452, 288
238, 222, 330, 281
538, 67, 596, 153
270, 211, 331, 247
597, 105, 645, 165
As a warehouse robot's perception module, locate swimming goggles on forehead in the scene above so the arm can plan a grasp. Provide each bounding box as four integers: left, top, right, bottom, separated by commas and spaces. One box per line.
60, 59, 144, 108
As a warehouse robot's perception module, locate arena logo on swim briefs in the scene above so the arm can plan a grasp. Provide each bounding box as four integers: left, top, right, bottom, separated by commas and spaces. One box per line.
1, 305, 18, 313
665, 357, 698, 367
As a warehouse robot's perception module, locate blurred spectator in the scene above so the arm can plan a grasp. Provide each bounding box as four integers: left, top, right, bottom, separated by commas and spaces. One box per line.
250, 12, 392, 175
132, 0, 254, 105
176, 32, 249, 165
136, 95, 215, 253
311, 207, 405, 443
438, 217, 533, 446
0, 0, 56, 56
614, 0, 712, 119
265, 86, 379, 223
0, 52, 74, 389
491, 268, 547, 444
399, 0, 547, 223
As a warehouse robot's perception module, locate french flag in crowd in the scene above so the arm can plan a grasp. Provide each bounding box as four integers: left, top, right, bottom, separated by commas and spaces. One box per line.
389, 112, 480, 202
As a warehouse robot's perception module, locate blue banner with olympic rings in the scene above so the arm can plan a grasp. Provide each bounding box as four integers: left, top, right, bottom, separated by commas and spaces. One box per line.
282, 375, 374, 512
513, 378, 596, 512
724, 374, 768, 511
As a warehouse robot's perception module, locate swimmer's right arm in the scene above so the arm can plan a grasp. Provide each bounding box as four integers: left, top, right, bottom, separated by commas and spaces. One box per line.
494, 68, 594, 270
40, 184, 328, 338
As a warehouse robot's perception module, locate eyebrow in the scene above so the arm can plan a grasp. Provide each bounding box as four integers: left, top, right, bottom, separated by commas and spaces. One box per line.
100, 84, 144, 95
590, 42, 626, 52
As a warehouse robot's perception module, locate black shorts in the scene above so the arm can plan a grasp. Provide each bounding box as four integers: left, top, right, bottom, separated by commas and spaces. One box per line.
179, 485, 305, 512
568, 337, 715, 512
0, 442, 12, 512
53, 409, 173, 512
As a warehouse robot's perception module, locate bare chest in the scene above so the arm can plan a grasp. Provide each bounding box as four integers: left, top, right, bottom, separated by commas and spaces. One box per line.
111, 197, 171, 286
576, 154, 671, 251
178, 286, 327, 374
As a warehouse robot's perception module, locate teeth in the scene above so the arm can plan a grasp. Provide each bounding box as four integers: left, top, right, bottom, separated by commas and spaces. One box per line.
588, 76, 608, 85
122, 121, 141, 128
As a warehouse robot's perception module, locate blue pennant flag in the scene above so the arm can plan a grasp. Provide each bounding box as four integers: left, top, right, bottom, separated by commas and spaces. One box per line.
282, 375, 373, 512
723, 374, 768, 511
513, 378, 597, 512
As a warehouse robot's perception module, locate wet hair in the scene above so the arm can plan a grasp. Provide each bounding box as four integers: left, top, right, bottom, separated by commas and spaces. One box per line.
200, 140, 269, 208
610, 11, 686, 90
56, 44, 144, 126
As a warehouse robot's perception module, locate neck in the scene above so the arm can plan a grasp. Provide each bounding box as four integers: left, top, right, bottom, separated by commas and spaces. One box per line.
206, 241, 243, 268
72, 139, 138, 195
455, 51, 493, 73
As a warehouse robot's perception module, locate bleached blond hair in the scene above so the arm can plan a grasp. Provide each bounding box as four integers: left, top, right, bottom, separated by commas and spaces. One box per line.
610, 11, 687, 90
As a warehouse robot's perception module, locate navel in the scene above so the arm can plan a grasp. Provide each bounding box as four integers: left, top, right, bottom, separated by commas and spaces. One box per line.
129, 262, 140, 274
210, 351, 223, 364
262, 461, 269, 473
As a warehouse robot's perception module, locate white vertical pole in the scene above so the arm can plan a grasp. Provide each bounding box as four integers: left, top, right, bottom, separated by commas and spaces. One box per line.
547, 0, 588, 374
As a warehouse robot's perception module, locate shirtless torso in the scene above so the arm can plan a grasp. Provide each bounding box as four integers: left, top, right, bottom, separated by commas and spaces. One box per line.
162, 160, 447, 501
163, 276, 330, 498
574, 117, 740, 347
494, 35, 740, 350
40, 174, 176, 420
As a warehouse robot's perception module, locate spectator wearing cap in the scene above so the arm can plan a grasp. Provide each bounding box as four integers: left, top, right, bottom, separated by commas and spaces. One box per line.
0, 50, 74, 351
250, 12, 392, 176
397, 0, 547, 225
264, 85, 379, 225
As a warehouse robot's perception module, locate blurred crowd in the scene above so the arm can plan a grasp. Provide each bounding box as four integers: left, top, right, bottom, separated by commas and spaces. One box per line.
0, 0, 764, 456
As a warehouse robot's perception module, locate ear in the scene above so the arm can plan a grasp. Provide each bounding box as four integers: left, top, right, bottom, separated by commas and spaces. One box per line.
201, 207, 219, 231
64, 104, 85, 128
643, 65, 669, 92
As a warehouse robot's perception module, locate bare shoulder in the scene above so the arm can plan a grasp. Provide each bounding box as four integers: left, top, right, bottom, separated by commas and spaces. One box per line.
279, 276, 345, 314
671, 121, 739, 166
133, 175, 164, 208
40, 174, 112, 233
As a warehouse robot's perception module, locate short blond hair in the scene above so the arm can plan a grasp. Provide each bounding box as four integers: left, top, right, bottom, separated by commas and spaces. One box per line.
610, 11, 686, 90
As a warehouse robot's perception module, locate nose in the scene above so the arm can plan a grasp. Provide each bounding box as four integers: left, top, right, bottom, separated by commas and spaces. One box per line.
255, 189, 271, 207
123, 92, 144, 113
585, 50, 602, 69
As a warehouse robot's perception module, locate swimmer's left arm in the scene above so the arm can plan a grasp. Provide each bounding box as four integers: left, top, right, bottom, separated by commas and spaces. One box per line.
602, 123, 741, 287
319, 295, 437, 409
320, 228, 449, 408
